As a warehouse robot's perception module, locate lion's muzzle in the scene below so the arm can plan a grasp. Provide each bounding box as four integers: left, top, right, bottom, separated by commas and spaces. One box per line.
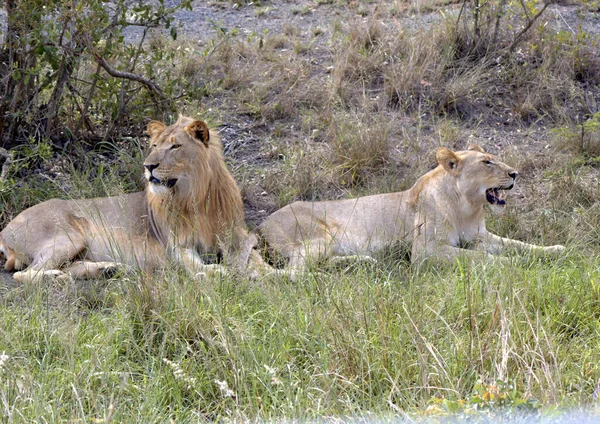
144, 163, 177, 188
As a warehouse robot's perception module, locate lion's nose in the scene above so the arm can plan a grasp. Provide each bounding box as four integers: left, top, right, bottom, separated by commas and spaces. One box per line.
144, 163, 158, 173
509, 171, 519, 179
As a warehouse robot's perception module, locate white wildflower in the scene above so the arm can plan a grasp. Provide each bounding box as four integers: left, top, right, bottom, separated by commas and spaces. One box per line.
125, 10, 140, 23
214, 379, 236, 398
163, 358, 197, 390
264, 364, 282, 386
0, 352, 8, 371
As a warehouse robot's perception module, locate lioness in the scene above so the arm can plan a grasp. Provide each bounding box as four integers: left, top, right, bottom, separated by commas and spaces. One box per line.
0, 116, 269, 282
258, 145, 564, 272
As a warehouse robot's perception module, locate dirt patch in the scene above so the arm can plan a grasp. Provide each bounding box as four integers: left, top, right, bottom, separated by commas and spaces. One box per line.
0, 271, 17, 299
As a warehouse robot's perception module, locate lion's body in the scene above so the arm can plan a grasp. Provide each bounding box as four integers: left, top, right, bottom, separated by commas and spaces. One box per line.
1, 193, 163, 277
258, 145, 564, 271
0, 116, 268, 282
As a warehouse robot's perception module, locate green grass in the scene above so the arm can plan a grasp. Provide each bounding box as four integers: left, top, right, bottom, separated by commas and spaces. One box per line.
2, 252, 600, 421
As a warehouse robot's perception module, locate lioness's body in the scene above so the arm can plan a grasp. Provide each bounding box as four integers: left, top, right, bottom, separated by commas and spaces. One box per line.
259, 145, 564, 271
261, 193, 413, 265
0, 116, 269, 282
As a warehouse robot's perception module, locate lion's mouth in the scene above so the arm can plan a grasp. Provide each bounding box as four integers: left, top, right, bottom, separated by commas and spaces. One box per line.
149, 176, 177, 188
486, 188, 507, 206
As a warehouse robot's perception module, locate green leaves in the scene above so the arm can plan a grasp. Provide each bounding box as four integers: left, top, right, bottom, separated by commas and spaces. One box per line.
0, 0, 195, 147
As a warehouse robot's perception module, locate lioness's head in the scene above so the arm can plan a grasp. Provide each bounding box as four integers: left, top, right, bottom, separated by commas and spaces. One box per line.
436, 144, 519, 213
144, 116, 214, 196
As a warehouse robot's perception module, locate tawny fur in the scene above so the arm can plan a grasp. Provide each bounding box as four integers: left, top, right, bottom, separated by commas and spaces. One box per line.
0, 116, 270, 283
258, 145, 565, 273
145, 117, 245, 251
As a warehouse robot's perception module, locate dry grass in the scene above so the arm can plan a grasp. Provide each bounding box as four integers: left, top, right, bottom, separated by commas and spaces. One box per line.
328, 112, 392, 186
263, 141, 336, 207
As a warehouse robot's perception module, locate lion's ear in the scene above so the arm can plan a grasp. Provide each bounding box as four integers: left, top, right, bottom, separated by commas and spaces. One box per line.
467, 144, 485, 153
436, 147, 460, 175
147, 121, 166, 139
185, 120, 210, 147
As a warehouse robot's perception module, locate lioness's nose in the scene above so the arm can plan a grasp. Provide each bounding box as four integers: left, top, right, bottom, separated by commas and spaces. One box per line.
509, 171, 519, 179
144, 163, 158, 173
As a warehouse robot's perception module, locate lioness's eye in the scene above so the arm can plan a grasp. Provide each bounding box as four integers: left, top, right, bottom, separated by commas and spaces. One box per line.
151, 144, 157, 149
483, 160, 492, 165
171, 144, 182, 150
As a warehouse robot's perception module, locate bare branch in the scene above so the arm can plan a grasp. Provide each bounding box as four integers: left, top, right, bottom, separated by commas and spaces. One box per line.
82, 33, 167, 102
508, 1, 552, 53
124, 21, 161, 28
93, 52, 166, 100
0, 148, 12, 180
105, 27, 150, 139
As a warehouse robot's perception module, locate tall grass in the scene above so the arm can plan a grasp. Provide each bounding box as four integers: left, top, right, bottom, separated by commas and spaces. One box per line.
1, 253, 600, 421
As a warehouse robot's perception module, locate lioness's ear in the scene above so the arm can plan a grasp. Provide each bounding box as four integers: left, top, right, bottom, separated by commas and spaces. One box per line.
468, 144, 485, 153
147, 120, 166, 139
185, 120, 210, 147
436, 147, 460, 175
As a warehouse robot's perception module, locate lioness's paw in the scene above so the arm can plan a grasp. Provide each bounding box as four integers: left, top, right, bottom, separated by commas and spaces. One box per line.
545, 245, 566, 255
194, 264, 227, 280
194, 271, 208, 281
96, 261, 120, 278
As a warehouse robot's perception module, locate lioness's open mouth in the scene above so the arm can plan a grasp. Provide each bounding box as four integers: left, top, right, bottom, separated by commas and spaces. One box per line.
149, 176, 177, 188
486, 188, 507, 205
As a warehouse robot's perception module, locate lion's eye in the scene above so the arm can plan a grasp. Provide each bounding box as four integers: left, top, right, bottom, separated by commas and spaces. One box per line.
151, 144, 157, 149
483, 160, 492, 165
171, 144, 182, 150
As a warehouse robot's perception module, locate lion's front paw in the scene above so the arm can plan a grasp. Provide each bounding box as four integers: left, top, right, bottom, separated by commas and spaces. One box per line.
13, 269, 67, 283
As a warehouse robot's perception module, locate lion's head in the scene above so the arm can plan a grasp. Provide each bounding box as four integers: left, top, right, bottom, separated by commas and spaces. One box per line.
436, 144, 519, 213
144, 116, 215, 198
143, 116, 244, 247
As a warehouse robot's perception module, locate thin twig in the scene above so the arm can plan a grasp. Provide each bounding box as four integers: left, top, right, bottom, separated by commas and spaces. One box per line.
67, 81, 97, 138
491, 0, 508, 46
75, 61, 102, 137
508, 1, 552, 53
105, 27, 149, 139
0, 148, 11, 180
454, 0, 470, 36
518, 0, 532, 20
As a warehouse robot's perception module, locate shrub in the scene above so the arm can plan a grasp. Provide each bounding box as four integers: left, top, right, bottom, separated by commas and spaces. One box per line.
0, 0, 193, 149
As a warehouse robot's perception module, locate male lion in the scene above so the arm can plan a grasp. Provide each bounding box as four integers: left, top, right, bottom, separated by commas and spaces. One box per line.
258, 145, 564, 273
0, 116, 269, 282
